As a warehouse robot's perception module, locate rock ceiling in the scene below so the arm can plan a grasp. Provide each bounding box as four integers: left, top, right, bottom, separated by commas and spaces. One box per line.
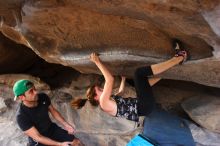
0, 0, 220, 87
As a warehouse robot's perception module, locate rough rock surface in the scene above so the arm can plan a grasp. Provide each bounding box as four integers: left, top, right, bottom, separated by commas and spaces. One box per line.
0, 32, 38, 74
1, 0, 220, 87
0, 98, 7, 114
187, 121, 220, 146
182, 94, 220, 133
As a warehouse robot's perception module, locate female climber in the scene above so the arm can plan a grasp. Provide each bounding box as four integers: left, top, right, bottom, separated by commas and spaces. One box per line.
71, 44, 188, 122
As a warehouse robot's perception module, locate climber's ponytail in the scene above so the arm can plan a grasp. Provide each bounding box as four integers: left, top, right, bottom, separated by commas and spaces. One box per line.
71, 85, 100, 109
71, 98, 88, 109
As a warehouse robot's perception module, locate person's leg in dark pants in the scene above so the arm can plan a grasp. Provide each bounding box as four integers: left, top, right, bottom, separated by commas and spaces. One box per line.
49, 123, 84, 146
28, 137, 45, 146
134, 56, 185, 116
49, 123, 75, 142
134, 66, 155, 116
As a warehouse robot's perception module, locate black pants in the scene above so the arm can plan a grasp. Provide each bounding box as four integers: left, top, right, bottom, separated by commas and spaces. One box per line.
134, 66, 155, 116
28, 123, 75, 146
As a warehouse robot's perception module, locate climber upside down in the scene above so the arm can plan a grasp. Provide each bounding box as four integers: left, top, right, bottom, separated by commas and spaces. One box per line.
71, 43, 188, 122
